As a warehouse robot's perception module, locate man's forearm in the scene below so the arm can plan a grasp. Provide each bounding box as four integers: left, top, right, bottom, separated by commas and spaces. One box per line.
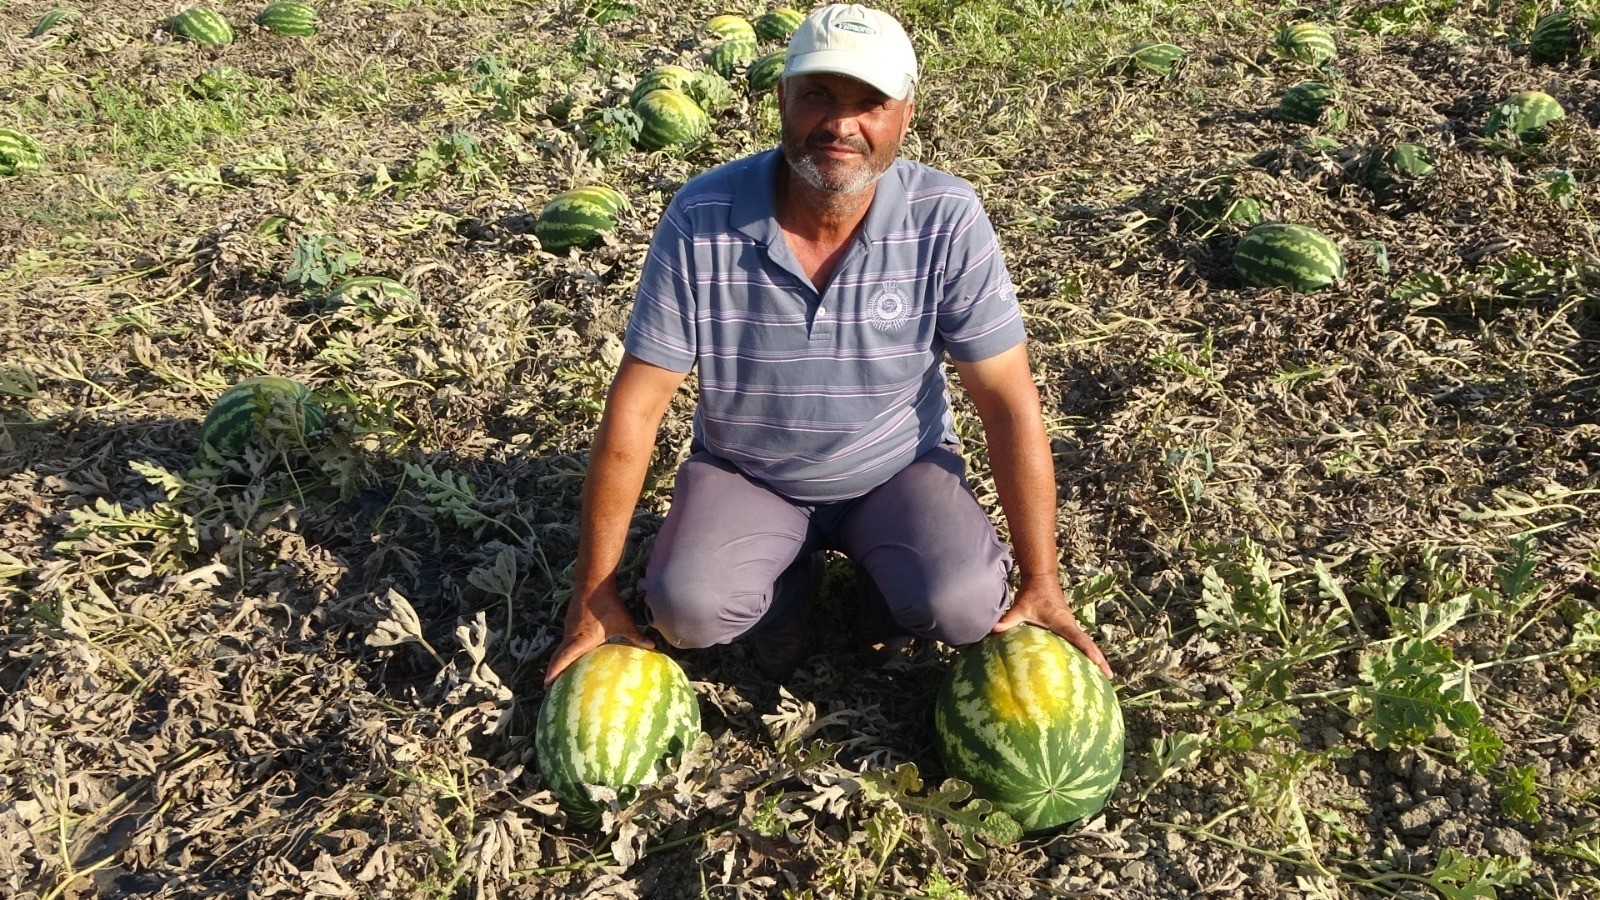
983, 399, 1061, 586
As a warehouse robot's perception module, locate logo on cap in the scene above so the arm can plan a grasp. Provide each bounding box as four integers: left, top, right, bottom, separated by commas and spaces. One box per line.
835, 20, 876, 34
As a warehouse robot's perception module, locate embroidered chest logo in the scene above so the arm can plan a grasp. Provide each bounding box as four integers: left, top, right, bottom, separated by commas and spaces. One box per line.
865, 282, 915, 331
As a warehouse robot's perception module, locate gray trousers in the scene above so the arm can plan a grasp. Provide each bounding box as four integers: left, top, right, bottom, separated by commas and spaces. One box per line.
641, 446, 1013, 649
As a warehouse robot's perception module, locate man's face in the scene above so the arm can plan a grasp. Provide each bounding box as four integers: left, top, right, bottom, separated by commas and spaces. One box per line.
778, 72, 914, 196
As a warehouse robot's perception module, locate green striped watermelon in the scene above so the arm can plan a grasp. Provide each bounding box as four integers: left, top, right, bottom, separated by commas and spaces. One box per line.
704, 14, 756, 43
170, 7, 234, 46
326, 276, 417, 311
1485, 90, 1565, 143
747, 50, 785, 93
535, 644, 701, 826
1234, 223, 1345, 292
635, 89, 710, 150
1530, 11, 1586, 63
754, 8, 804, 42
935, 625, 1123, 832
0, 128, 43, 177
192, 64, 244, 100
1272, 22, 1337, 66
536, 187, 628, 254
1122, 41, 1187, 77
630, 65, 695, 109
709, 38, 758, 79
1278, 81, 1345, 129
28, 6, 81, 38
257, 1, 317, 36
201, 376, 324, 455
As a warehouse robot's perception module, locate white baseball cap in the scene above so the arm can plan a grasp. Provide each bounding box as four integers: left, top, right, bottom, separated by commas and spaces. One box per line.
784, 4, 919, 101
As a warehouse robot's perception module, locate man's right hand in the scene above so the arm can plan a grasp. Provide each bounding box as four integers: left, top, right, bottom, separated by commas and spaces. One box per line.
544, 581, 655, 686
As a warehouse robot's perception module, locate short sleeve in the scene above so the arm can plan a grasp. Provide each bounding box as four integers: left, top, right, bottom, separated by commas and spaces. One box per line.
935, 198, 1026, 363
624, 202, 699, 373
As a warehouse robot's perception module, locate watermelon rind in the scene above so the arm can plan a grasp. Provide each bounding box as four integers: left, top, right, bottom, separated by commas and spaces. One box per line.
535, 644, 701, 826
709, 38, 758, 80
200, 376, 324, 456
1484, 90, 1565, 143
170, 7, 234, 46
536, 187, 627, 254
747, 50, 785, 94
1122, 41, 1187, 77
635, 89, 710, 150
753, 8, 804, 43
1272, 22, 1337, 66
1234, 222, 1346, 292
257, 1, 318, 37
934, 625, 1124, 832
29, 6, 81, 38
1278, 80, 1345, 129
704, 14, 756, 43
0, 128, 44, 177
630, 65, 695, 109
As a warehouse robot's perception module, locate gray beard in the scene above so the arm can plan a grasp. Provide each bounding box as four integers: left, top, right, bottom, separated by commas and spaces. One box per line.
782, 135, 891, 196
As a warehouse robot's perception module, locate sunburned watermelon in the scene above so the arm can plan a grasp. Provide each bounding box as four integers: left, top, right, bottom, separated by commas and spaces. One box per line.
256, 1, 317, 36
535, 187, 628, 254
170, 7, 233, 46
1272, 22, 1337, 66
935, 625, 1124, 832
630, 65, 695, 109
200, 376, 323, 456
754, 8, 804, 42
1485, 90, 1565, 143
635, 88, 710, 150
1234, 222, 1346, 292
703, 14, 756, 43
536, 644, 701, 826
0, 128, 44, 177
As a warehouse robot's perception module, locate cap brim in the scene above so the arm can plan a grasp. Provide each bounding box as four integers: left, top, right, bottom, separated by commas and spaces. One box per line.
785, 50, 914, 100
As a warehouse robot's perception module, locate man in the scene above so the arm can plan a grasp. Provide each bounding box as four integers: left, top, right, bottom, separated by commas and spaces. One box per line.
545, 4, 1110, 685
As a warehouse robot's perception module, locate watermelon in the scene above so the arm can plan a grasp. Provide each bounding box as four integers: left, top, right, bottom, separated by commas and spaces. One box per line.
1530, 11, 1586, 63
535, 187, 628, 253
1234, 223, 1346, 292
1272, 22, 1337, 66
326, 275, 417, 310
535, 644, 701, 826
200, 376, 324, 456
754, 8, 804, 42
1177, 176, 1264, 234
709, 38, 758, 79
1122, 41, 1187, 77
704, 14, 756, 43
257, 1, 317, 36
1278, 81, 1345, 129
170, 7, 234, 46
192, 64, 244, 100
28, 6, 81, 38
630, 65, 695, 109
635, 89, 710, 150
747, 50, 785, 93
687, 68, 735, 114
934, 625, 1123, 832
0, 128, 44, 177
1485, 90, 1565, 143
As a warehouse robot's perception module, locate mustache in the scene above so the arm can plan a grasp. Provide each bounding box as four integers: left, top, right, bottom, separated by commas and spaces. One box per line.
805, 133, 869, 154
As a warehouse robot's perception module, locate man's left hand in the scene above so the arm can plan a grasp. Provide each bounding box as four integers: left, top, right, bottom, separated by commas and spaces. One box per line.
992, 578, 1114, 680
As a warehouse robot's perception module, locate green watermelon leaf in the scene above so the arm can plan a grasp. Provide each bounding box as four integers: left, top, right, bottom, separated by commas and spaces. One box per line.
860, 763, 1022, 858
1357, 637, 1479, 749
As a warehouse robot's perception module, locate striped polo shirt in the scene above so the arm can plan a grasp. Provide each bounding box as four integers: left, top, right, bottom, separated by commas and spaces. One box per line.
624, 147, 1025, 503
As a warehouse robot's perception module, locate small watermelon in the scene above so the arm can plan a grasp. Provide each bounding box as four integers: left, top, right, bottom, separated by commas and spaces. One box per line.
200, 376, 324, 456
535, 187, 628, 254
0, 128, 44, 177
630, 65, 695, 109
703, 14, 756, 43
747, 50, 785, 93
192, 64, 244, 99
934, 625, 1124, 832
1485, 90, 1565, 143
635, 89, 710, 150
1278, 81, 1345, 129
709, 38, 758, 80
1529, 11, 1586, 63
754, 8, 804, 42
1234, 222, 1346, 292
28, 6, 81, 38
1272, 22, 1337, 66
170, 7, 234, 46
325, 276, 417, 310
535, 644, 701, 826
256, 1, 317, 36
1122, 41, 1187, 77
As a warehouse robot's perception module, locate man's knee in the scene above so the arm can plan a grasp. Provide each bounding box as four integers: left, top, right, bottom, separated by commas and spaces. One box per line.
878, 564, 1007, 647
642, 562, 765, 649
